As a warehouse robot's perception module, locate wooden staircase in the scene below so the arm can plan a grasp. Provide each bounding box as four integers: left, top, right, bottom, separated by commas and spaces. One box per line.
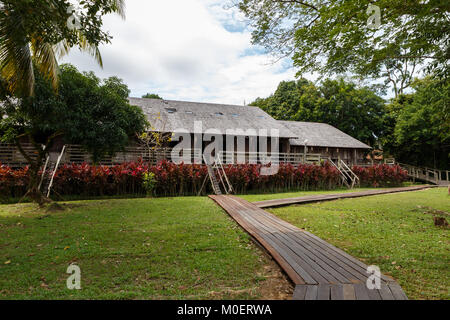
199, 154, 233, 195
39, 146, 66, 197
206, 163, 222, 195
328, 159, 359, 188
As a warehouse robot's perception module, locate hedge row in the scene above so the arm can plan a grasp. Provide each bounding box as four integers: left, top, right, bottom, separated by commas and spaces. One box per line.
0, 161, 408, 198
351, 164, 409, 187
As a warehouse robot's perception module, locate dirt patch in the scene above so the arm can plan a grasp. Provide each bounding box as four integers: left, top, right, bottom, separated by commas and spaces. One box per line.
254, 256, 294, 300
203, 244, 294, 300
44, 202, 85, 213
247, 238, 294, 300
204, 257, 294, 300
433, 216, 449, 228
45, 202, 66, 212
417, 205, 449, 216
416, 205, 450, 228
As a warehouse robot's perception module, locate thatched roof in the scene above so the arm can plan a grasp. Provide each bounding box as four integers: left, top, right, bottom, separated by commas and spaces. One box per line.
279, 121, 371, 149
129, 98, 296, 138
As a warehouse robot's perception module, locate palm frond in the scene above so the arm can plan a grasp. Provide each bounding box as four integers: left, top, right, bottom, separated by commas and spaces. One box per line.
31, 37, 59, 91
78, 32, 103, 67
111, 0, 126, 19
53, 39, 71, 59
0, 1, 126, 96
0, 5, 34, 96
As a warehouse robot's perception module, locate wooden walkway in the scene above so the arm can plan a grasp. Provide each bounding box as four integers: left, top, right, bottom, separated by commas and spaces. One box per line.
254, 185, 437, 209
209, 195, 408, 300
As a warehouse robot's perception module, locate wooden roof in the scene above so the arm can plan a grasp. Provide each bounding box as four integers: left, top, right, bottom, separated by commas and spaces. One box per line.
279, 121, 371, 149
129, 98, 371, 149
129, 98, 296, 138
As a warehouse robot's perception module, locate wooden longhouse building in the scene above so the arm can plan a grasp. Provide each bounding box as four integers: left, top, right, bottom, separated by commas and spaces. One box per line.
278, 120, 371, 165
0, 98, 371, 167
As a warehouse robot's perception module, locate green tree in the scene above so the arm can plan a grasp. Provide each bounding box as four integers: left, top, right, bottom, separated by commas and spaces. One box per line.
0, 0, 125, 96
383, 76, 449, 170
142, 93, 163, 99
238, 0, 449, 96
250, 78, 386, 147
0, 64, 148, 204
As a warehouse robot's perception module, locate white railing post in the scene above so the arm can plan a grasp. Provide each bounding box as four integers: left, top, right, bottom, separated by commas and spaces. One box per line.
46, 145, 66, 197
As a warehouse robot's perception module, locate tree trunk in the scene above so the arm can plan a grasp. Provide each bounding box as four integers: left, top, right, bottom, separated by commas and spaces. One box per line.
26, 164, 51, 206
15, 136, 53, 206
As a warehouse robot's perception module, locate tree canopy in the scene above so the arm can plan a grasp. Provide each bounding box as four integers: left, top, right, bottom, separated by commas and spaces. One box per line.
0, 63, 147, 203
1, 64, 147, 160
0, 0, 125, 96
250, 78, 386, 147
382, 76, 449, 170
238, 0, 450, 96
142, 93, 163, 99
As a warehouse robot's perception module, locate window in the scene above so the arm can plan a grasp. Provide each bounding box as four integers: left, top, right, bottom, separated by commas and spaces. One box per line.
165, 108, 177, 113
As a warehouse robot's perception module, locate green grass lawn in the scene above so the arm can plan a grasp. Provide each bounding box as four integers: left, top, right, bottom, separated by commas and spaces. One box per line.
0, 197, 291, 299
266, 187, 449, 300
1, 186, 446, 300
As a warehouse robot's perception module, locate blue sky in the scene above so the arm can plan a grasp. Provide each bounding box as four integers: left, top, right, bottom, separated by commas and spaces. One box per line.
60, 0, 298, 105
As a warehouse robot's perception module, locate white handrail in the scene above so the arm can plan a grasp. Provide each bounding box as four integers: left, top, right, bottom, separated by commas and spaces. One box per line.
339, 160, 359, 182
215, 155, 233, 194
38, 156, 50, 191
398, 162, 448, 184
46, 145, 66, 197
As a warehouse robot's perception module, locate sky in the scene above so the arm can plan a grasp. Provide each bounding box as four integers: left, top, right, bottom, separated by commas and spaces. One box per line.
60, 0, 298, 105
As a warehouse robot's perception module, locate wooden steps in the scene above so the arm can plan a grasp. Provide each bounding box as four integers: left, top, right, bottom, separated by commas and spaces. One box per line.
327, 159, 359, 188
206, 164, 222, 195
202, 155, 233, 195
39, 146, 66, 197
39, 159, 57, 196
209, 195, 408, 300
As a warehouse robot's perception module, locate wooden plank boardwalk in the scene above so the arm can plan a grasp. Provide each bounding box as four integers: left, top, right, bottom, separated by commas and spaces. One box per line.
254, 185, 437, 209
209, 195, 408, 300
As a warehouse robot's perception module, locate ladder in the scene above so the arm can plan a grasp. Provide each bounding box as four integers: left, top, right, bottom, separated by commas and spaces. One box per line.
206, 163, 222, 195
199, 154, 233, 195
328, 159, 359, 188
39, 145, 66, 197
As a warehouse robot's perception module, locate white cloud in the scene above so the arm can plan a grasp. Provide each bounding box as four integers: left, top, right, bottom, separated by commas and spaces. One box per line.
60, 0, 297, 105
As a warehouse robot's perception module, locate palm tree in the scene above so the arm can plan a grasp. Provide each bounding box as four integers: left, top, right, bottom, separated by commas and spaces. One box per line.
0, 0, 125, 96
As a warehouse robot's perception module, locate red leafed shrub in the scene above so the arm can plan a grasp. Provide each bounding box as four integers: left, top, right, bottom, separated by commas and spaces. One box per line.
0, 164, 29, 199
148, 160, 208, 196
0, 161, 408, 199
222, 162, 341, 194
352, 164, 408, 187
53, 161, 150, 196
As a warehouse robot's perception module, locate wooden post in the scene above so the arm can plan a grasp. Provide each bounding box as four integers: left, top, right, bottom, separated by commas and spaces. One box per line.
303, 144, 307, 164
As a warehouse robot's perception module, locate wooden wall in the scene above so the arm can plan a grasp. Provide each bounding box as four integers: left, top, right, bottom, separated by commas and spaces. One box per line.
289, 145, 367, 165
